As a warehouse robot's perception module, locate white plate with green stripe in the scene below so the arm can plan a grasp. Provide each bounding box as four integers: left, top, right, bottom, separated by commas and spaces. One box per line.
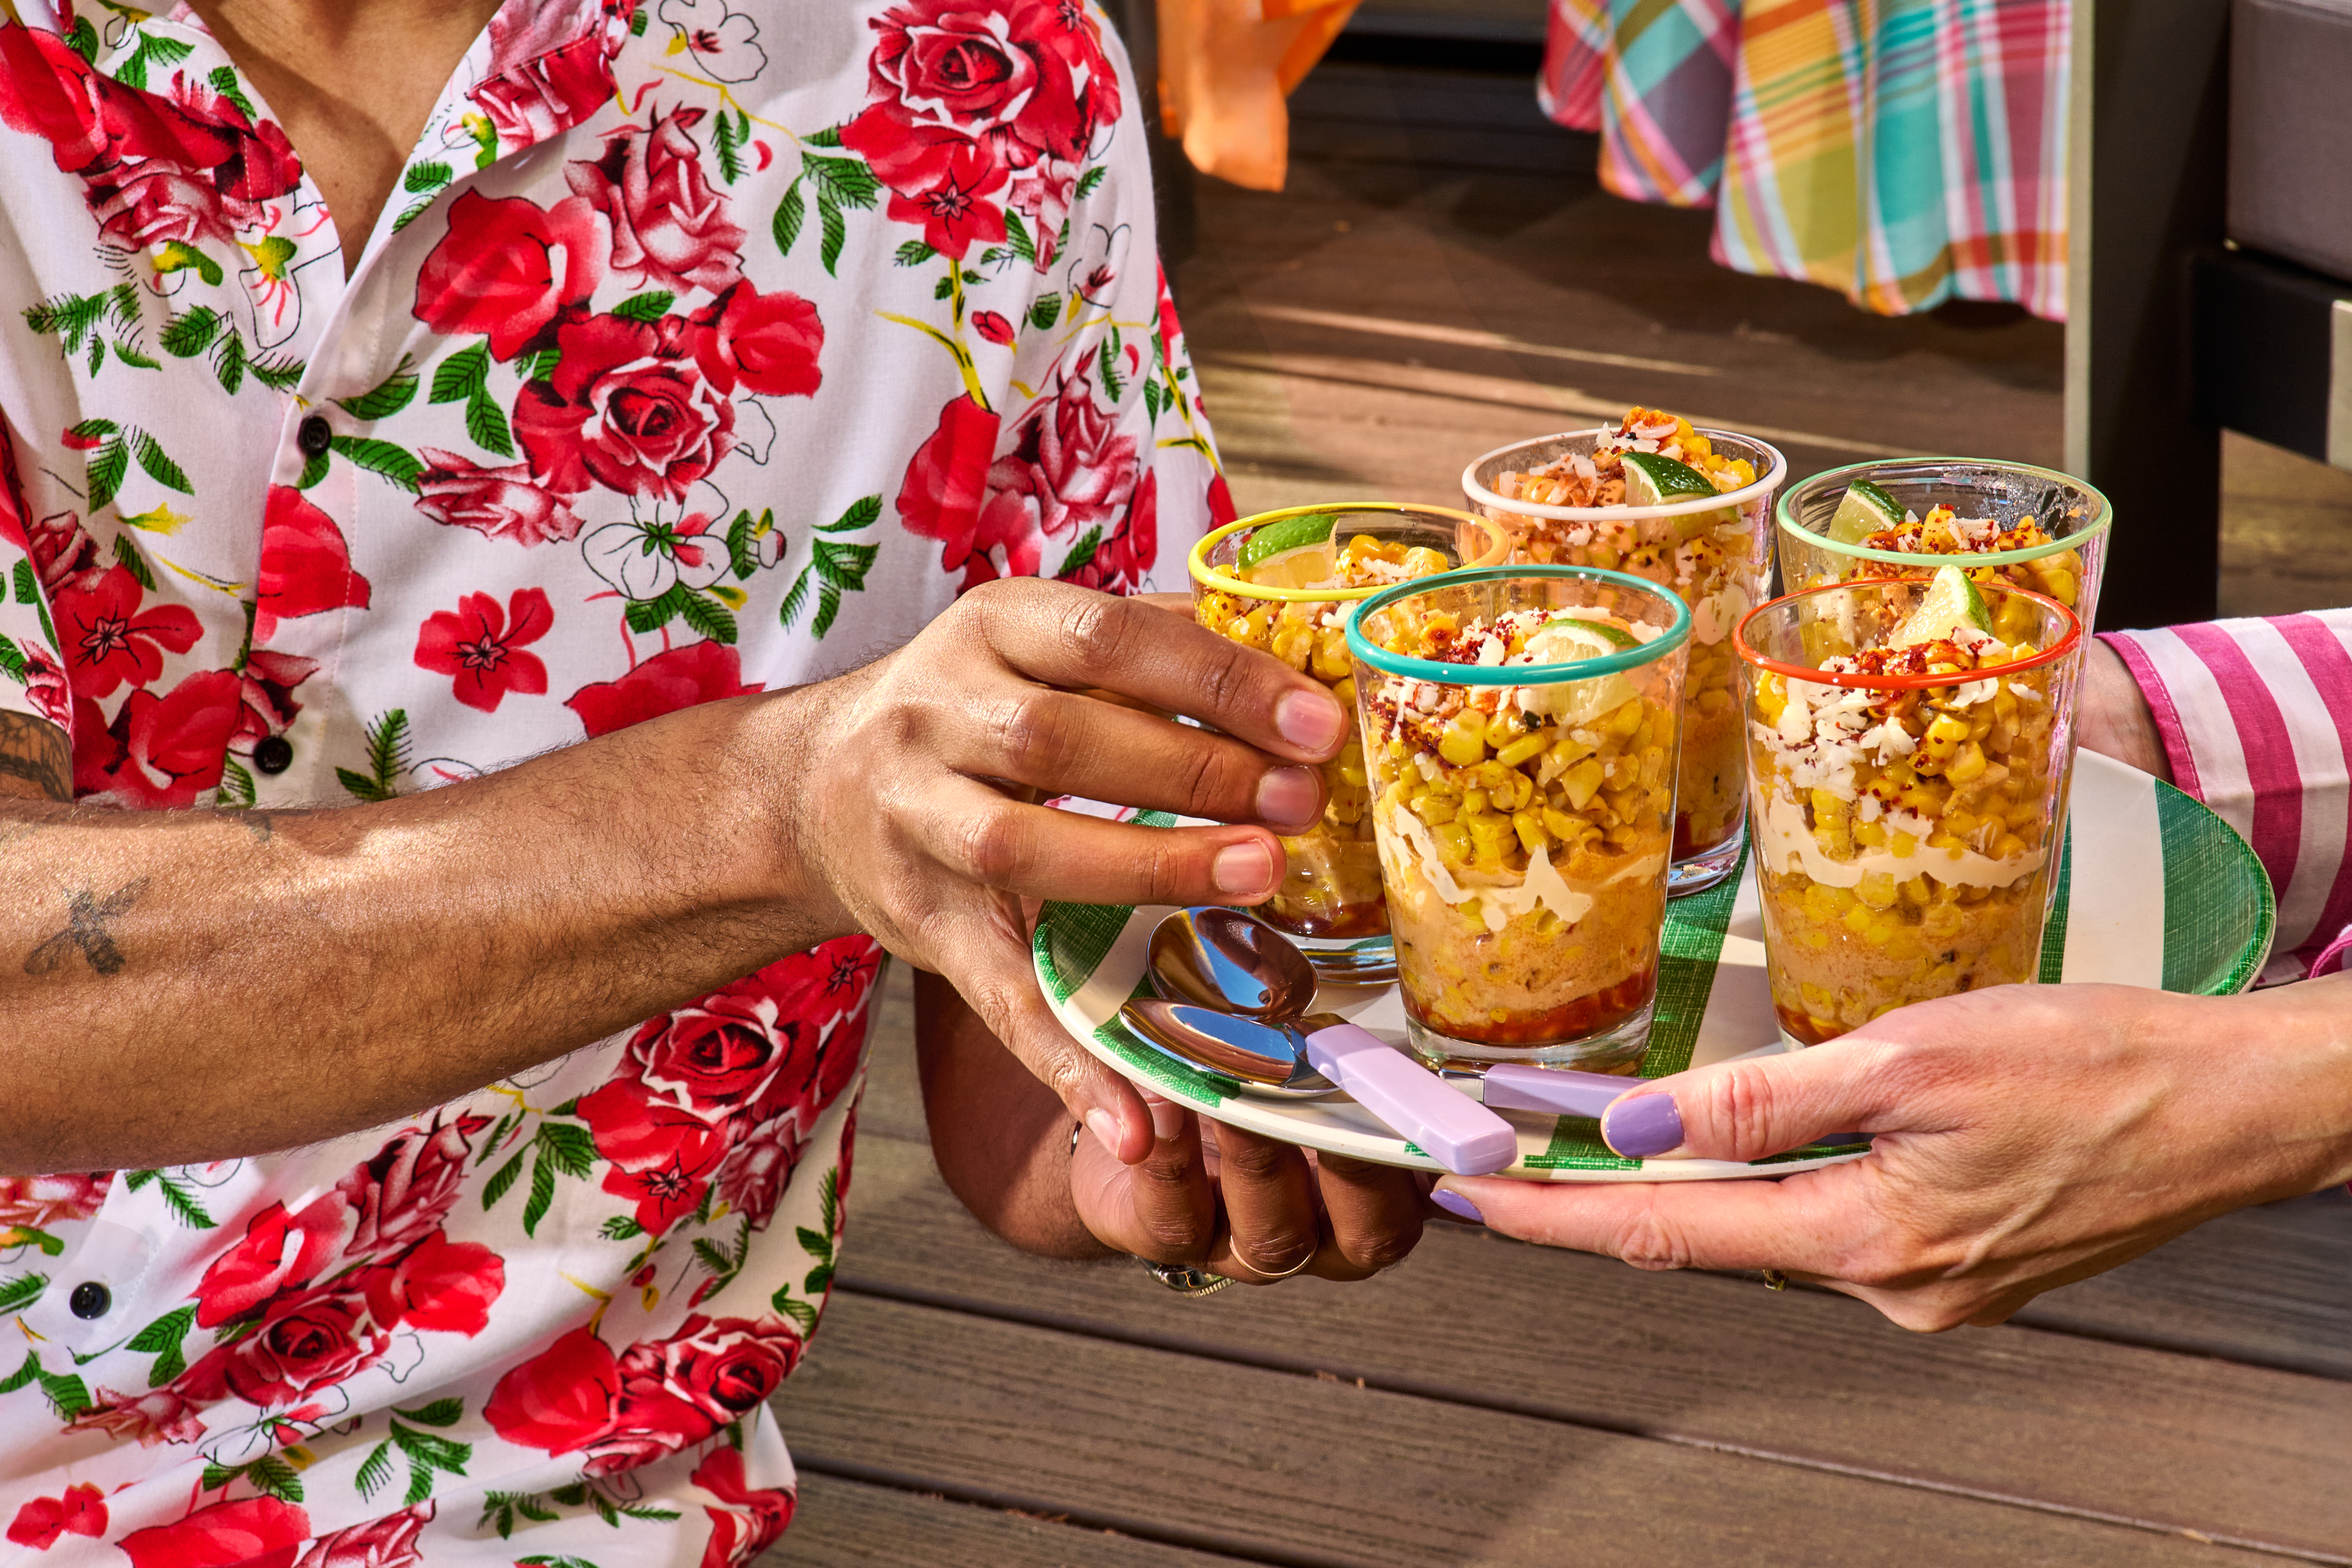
1031, 751, 2273, 1181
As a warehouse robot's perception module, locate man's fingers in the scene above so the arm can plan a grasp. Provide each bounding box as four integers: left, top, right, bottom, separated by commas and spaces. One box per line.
1074, 1093, 1219, 1264
964, 580, 1349, 764
918, 777, 1287, 907
1308, 1150, 1427, 1278
1598, 1034, 1905, 1163
1204, 1121, 1324, 1280
948, 685, 1327, 833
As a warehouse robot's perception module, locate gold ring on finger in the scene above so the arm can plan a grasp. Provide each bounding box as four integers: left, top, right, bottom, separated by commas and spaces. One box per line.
1239, 1250, 1316, 1282
1761, 1269, 1789, 1291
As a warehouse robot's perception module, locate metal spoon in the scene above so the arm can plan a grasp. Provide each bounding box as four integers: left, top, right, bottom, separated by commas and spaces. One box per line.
1145, 908, 1660, 1122
1124, 908, 1519, 1175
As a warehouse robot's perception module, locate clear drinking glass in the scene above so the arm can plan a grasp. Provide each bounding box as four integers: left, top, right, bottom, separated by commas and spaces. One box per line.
1734, 579, 2085, 1046
1189, 503, 1510, 942
1776, 459, 2114, 631
1345, 566, 1692, 1070
1462, 424, 1787, 896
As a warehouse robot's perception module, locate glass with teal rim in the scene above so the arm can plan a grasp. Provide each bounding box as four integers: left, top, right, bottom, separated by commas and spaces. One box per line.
1344, 565, 1693, 1071
1188, 503, 1510, 954
1775, 458, 2114, 631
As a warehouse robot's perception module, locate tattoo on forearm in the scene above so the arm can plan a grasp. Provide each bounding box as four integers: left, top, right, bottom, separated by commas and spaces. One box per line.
26, 879, 151, 977
0, 712, 69, 803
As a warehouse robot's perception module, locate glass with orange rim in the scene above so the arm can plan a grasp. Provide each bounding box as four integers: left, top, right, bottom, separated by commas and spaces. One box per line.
1732, 578, 2085, 1047
1188, 503, 1509, 946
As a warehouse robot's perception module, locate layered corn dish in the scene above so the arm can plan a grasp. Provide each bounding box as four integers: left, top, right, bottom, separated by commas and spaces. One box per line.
1805, 499, 2088, 615
1484, 410, 1769, 864
1195, 532, 1455, 937
1747, 603, 2067, 1045
1359, 604, 1678, 1055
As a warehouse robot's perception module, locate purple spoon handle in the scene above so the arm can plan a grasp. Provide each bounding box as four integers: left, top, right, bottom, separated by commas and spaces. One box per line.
1301, 1022, 1518, 1176
1477, 1063, 1649, 1120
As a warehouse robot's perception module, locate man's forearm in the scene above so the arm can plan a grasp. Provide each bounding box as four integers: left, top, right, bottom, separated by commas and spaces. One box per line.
0, 690, 847, 1174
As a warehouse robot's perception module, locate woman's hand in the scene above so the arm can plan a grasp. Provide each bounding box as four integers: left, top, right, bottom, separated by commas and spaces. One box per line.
1072, 1095, 1434, 1284
1437, 978, 2352, 1330
791, 579, 1348, 1165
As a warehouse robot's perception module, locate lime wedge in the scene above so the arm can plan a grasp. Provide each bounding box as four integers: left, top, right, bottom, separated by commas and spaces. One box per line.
1620, 452, 1718, 507
1893, 565, 1992, 647
1827, 477, 1906, 544
1527, 615, 1641, 660
1238, 511, 1338, 571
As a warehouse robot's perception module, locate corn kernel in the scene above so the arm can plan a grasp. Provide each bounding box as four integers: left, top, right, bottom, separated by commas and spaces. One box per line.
1606, 698, 1645, 739
1438, 715, 1487, 769
1562, 758, 1605, 809
1512, 809, 1549, 855
1496, 732, 1549, 769
1857, 871, 1897, 909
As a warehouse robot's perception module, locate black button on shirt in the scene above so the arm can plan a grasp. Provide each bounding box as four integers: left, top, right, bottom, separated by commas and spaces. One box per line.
68, 1281, 110, 1320
297, 415, 332, 457
253, 735, 294, 774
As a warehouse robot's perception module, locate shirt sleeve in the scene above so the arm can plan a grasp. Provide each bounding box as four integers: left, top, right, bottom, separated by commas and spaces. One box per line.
2100, 615, 2352, 979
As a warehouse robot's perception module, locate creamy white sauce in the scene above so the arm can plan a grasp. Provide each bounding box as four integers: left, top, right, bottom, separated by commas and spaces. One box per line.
1379, 801, 1665, 933
1754, 793, 2043, 891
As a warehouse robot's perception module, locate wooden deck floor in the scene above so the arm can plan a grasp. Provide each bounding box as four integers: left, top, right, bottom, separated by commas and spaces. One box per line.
767, 53, 2352, 1568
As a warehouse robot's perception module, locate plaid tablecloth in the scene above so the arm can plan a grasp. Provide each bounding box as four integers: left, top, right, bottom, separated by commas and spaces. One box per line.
1541, 0, 2069, 319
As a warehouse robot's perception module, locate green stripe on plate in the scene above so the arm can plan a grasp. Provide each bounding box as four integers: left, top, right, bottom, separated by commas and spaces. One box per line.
2036, 823, 2073, 984
1636, 843, 1747, 1078
1521, 1115, 1640, 1172
2155, 782, 2274, 995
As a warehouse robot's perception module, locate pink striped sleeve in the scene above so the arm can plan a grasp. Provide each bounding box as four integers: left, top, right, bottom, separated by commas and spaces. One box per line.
2100, 614, 2352, 980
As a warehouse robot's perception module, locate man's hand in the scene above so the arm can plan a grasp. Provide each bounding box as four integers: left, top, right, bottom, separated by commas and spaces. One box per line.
1071, 1095, 1431, 1283
794, 579, 1348, 1165
1437, 979, 2352, 1330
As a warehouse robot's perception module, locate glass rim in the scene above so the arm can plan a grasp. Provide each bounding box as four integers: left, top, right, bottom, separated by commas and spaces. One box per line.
1774, 457, 2114, 568
1732, 579, 2084, 691
1343, 564, 1694, 685
1459, 426, 1790, 521
1187, 502, 1510, 603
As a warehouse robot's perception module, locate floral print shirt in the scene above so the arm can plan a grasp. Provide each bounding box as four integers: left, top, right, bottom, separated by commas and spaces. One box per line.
0, 0, 1228, 1562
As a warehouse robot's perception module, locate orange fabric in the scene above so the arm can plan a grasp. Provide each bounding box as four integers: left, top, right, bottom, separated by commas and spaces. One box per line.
1157, 0, 1359, 190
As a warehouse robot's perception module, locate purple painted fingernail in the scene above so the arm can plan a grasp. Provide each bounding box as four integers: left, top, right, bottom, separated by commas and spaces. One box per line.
1603, 1093, 1684, 1159
1431, 1187, 1484, 1225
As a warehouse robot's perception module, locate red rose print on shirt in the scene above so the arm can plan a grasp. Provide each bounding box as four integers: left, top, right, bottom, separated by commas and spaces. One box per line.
843, 0, 1120, 267
89, 667, 243, 809
566, 107, 747, 296
233, 648, 321, 752
118, 1497, 311, 1568
565, 638, 762, 738
978, 360, 1139, 580
24, 508, 102, 596
692, 1445, 796, 1568
51, 565, 203, 698
414, 450, 587, 545
486, 1314, 806, 1476
840, 119, 1009, 260
413, 191, 605, 361
895, 392, 1003, 583
414, 587, 554, 713
255, 487, 371, 642
0, 1171, 108, 1233
1059, 467, 1156, 597
688, 281, 824, 398
290, 1503, 431, 1568
334, 1113, 495, 1258
193, 1197, 359, 1329
471, 1, 628, 149
0, 28, 302, 250
7, 1484, 106, 1550
971, 309, 1015, 346
65, 1383, 206, 1448
177, 1282, 389, 1408
359, 1230, 505, 1336
514, 313, 736, 500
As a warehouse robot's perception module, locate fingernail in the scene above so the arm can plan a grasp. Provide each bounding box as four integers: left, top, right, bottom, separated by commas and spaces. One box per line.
1602, 1093, 1684, 1159
1143, 1092, 1186, 1141
1275, 689, 1346, 755
1431, 1187, 1484, 1225
1084, 1108, 1120, 1151
1254, 765, 1321, 830
1212, 840, 1276, 896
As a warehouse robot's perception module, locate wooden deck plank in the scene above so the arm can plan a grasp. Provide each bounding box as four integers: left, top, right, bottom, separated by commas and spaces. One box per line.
770, 1472, 1247, 1568
775, 1290, 2286, 1568
830, 1129, 2352, 1562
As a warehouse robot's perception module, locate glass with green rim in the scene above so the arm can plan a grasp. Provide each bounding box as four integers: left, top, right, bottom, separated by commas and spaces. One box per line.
1734, 576, 2084, 1048
1462, 425, 1789, 899
1775, 458, 2114, 632
1343, 565, 1692, 1071
1187, 503, 1508, 946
